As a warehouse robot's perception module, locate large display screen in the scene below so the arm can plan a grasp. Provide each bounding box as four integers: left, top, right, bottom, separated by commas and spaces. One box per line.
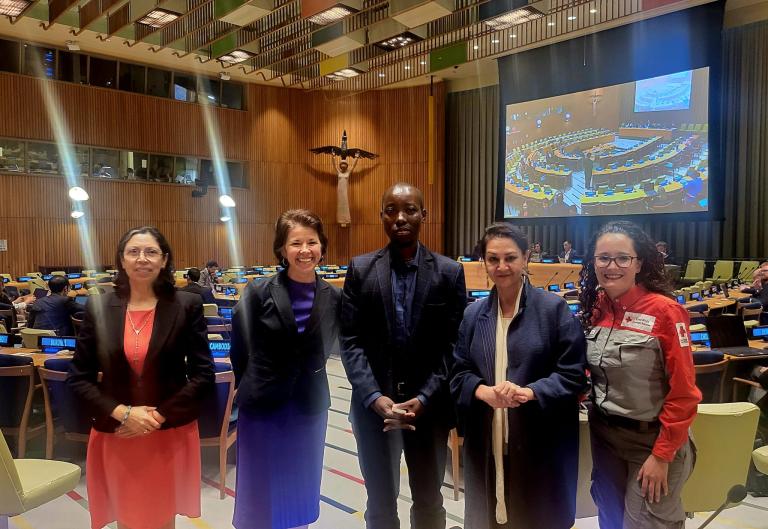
502, 67, 709, 218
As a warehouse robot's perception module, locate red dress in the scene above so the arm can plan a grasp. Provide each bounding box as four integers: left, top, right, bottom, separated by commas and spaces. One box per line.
86, 310, 202, 529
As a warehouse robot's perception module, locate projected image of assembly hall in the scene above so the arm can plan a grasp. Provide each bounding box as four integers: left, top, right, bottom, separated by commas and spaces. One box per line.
503, 68, 709, 218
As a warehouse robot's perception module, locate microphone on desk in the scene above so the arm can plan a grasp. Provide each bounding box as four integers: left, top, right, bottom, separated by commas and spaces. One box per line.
697, 485, 747, 529
543, 271, 560, 290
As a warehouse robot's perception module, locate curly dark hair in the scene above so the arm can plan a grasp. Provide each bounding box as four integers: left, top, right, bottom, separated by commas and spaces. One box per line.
578, 221, 671, 330
114, 226, 176, 299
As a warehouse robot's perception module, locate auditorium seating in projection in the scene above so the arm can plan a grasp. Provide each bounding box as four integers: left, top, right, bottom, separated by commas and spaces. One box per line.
503, 67, 709, 218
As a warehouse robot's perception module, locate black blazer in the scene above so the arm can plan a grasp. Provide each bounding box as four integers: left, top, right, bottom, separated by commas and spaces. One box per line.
27, 295, 82, 336
230, 271, 341, 414
340, 244, 466, 421
67, 291, 215, 432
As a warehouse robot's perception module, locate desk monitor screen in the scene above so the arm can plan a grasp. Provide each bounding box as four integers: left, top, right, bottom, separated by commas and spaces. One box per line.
567, 303, 580, 314
219, 307, 233, 320
0, 333, 10, 346
469, 290, 491, 299
42, 274, 53, 281
38, 336, 77, 354
547, 284, 561, 292
325, 273, 339, 279
73, 282, 83, 290
339, 265, 348, 270
17, 276, 32, 282
690, 331, 710, 344
67, 273, 82, 279
225, 287, 238, 296
571, 258, 584, 265
1, 277, 7, 283
691, 292, 702, 301
75, 295, 88, 306
676, 294, 686, 304
209, 340, 231, 358
459, 257, 473, 262
752, 326, 768, 338
563, 282, 575, 289
233, 278, 248, 284
501, 67, 709, 219
216, 271, 223, 277
213, 284, 225, 293
541, 258, 556, 264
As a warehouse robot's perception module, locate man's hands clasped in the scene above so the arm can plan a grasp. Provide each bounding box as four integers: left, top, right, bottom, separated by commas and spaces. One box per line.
372, 396, 425, 432
474, 381, 535, 409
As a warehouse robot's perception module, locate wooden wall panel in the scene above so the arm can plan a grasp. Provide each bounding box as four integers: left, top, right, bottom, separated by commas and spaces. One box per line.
0, 73, 446, 275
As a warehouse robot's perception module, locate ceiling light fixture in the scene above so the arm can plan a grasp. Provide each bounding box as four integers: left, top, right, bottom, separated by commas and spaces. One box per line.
491, 39, 499, 44
220, 215, 231, 222
307, 5, 356, 25
404, 65, 411, 70
374, 32, 424, 50
0, 0, 31, 17
567, 15, 576, 20
219, 72, 231, 81
378, 72, 385, 77
482, 4, 546, 30
65, 40, 80, 51
547, 21, 555, 26
137, 8, 180, 29
219, 195, 236, 208
68, 186, 89, 201
70, 210, 84, 219
590, 8, 598, 13
219, 49, 255, 65
326, 67, 362, 82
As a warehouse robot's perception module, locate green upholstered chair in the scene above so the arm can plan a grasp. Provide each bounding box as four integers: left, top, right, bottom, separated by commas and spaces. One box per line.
706, 260, 734, 285
754, 446, 768, 475
682, 260, 705, 285
682, 403, 759, 517
738, 261, 760, 283
0, 429, 81, 529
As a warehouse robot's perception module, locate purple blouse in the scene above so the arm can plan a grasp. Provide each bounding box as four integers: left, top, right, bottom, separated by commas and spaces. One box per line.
286, 277, 316, 333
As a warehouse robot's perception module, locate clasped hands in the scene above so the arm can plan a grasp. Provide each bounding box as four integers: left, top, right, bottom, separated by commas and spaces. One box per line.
111, 404, 167, 438
372, 396, 424, 432
475, 381, 534, 409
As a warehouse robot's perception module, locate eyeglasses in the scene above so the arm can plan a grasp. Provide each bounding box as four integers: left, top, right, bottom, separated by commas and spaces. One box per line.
123, 247, 164, 260
593, 255, 638, 268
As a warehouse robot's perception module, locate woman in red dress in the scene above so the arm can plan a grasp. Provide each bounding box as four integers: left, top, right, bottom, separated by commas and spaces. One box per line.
68, 226, 215, 529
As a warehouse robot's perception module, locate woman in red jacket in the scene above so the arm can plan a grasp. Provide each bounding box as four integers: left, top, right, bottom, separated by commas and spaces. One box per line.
579, 221, 701, 529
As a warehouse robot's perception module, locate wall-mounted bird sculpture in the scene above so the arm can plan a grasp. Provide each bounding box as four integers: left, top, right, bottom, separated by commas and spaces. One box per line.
309, 131, 378, 227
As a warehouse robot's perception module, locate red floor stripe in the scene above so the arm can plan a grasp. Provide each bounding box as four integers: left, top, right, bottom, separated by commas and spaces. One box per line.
200, 476, 236, 498
67, 490, 84, 501
325, 467, 365, 485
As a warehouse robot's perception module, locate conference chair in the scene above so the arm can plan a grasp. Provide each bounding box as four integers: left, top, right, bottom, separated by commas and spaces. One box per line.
19, 328, 55, 349
38, 359, 90, 459
687, 303, 709, 331
0, 309, 16, 333
198, 363, 237, 499
693, 351, 728, 403
70, 315, 83, 336
754, 446, 768, 475
575, 411, 597, 519
447, 429, 463, 500
738, 261, 760, 283
707, 260, 735, 285
682, 403, 760, 521
0, 429, 81, 529
682, 259, 705, 285
738, 301, 763, 329
0, 355, 45, 459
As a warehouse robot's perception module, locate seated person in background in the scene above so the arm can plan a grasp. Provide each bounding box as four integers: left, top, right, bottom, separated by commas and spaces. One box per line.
529, 241, 544, 263
685, 165, 700, 179
27, 276, 81, 336
740, 262, 768, 310
559, 240, 577, 263
198, 260, 219, 289
0, 287, 35, 330
180, 267, 216, 304
655, 241, 676, 265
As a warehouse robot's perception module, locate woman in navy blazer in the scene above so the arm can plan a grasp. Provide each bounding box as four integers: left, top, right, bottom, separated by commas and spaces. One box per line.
230, 209, 340, 529
451, 222, 587, 529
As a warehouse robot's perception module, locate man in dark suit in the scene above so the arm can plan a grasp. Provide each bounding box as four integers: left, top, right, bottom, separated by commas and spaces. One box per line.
341, 183, 466, 529
180, 267, 216, 304
558, 240, 577, 263
27, 276, 81, 336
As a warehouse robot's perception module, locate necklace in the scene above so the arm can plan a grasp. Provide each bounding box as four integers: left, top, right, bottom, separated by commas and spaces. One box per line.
126, 308, 155, 368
